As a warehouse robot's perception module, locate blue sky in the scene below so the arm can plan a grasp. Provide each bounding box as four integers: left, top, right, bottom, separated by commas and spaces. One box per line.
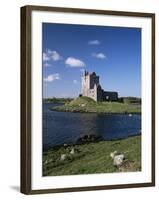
42, 23, 141, 98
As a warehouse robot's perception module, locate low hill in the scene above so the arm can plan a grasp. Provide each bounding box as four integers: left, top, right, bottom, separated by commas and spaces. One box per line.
68, 96, 96, 106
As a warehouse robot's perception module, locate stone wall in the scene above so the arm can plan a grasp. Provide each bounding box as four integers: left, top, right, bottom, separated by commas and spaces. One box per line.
103, 91, 118, 101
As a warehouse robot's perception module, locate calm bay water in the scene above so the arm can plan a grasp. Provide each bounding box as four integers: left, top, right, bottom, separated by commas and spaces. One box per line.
43, 103, 141, 150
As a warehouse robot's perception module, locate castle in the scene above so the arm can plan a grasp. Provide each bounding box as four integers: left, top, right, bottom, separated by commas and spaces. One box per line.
81, 71, 118, 102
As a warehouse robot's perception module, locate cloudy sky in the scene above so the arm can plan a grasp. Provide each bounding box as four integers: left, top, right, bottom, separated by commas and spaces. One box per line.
42, 23, 141, 98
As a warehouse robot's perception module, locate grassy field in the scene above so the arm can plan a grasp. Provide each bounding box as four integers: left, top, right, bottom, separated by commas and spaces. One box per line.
43, 135, 141, 176
51, 96, 141, 114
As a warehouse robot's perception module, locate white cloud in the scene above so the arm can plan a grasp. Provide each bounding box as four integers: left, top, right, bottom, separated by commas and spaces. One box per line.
43, 52, 50, 61
43, 49, 62, 62
43, 62, 51, 67
92, 53, 106, 59
73, 80, 78, 84
44, 73, 60, 82
88, 40, 100, 45
65, 57, 85, 67
50, 51, 61, 61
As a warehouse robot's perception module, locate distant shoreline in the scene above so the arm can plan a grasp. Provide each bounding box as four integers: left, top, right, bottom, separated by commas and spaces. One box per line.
43, 97, 73, 104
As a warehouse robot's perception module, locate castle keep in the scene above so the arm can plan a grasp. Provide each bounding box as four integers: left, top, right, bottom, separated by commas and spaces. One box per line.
81, 71, 118, 102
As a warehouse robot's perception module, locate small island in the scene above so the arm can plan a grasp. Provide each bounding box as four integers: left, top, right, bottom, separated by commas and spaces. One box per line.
50, 71, 141, 114
51, 96, 141, 114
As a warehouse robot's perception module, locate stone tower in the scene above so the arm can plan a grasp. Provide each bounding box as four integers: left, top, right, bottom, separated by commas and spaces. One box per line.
81, 71, 101, 101
81, 70, 118, 102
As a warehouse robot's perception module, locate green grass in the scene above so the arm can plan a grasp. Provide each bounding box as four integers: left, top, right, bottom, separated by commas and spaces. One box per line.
43, 135, 141, 176
51, 96, 141, 114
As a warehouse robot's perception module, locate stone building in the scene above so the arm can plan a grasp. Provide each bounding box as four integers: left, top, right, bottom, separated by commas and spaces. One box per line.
81, 71, 118, 102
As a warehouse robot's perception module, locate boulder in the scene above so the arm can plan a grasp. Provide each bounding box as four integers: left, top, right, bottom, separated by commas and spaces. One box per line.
113, 154, 125, 166
60, 154, 67, 161
70, 148, 75, 155
119, 160, 134, 172
77, 134, 103, 144
110, 151, 125, 167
